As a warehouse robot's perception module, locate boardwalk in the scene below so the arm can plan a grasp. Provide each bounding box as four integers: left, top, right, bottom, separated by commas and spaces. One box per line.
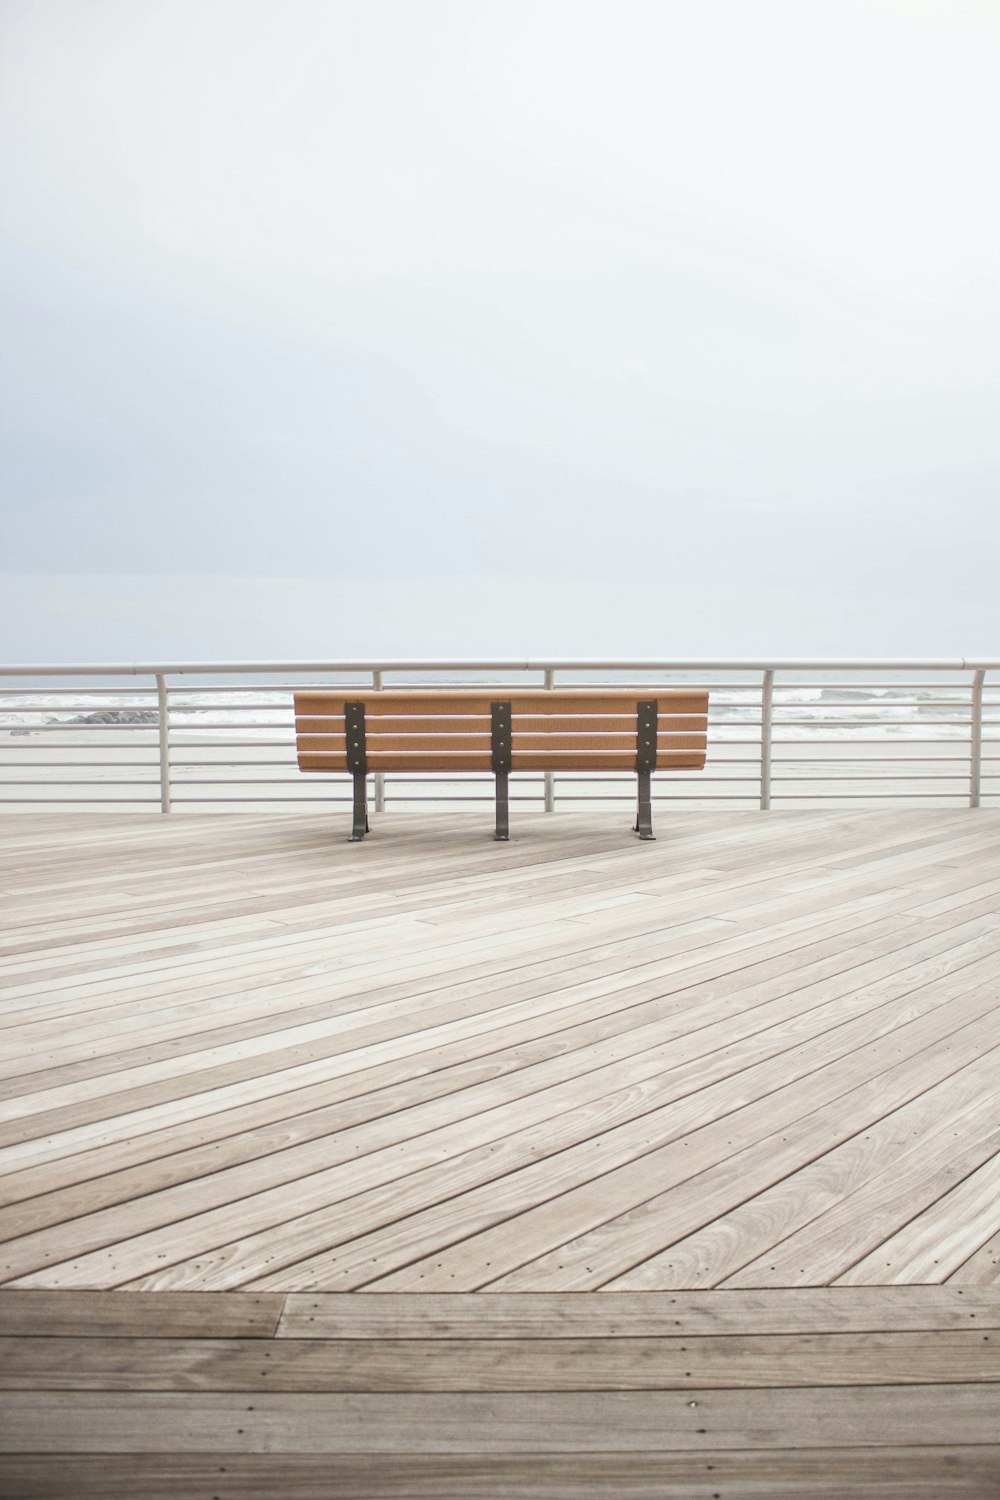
1, 807, 999, 1494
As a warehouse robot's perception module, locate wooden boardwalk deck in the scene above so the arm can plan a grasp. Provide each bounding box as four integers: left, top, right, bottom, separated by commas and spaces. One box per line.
1, 808, 998, 1494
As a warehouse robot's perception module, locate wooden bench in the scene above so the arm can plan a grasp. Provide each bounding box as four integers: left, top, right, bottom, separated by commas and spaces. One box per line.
294, 689, 709, 842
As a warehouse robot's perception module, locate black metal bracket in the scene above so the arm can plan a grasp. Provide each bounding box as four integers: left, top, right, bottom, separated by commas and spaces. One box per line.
634, 698, 657, 840
491, 700, 512, 841
345, 701, 370, 841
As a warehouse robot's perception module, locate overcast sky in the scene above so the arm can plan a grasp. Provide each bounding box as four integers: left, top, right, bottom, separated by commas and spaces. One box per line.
1, 0, 998, 660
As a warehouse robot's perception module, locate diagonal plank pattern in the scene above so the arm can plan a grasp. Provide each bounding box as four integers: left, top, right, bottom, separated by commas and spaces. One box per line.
3, 810, 1000, 1494
1, 808, 1000, 1293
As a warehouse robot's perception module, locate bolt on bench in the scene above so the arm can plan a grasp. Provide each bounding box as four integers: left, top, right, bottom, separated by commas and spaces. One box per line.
294, 689, 709, 842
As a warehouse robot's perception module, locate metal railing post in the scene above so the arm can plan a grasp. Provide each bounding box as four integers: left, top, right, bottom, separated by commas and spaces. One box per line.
372, 669, 385, 813
156, 673, 171, 813
760, 668, 774, 811
970, 668, 985, 808
543, 668, 555, 811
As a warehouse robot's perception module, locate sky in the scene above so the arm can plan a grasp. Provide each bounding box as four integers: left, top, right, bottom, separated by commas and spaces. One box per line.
1, 0, 998, 661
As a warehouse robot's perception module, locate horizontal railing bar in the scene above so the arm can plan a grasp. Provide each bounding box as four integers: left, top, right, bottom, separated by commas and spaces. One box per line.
769, 718, 974, 726
770, 774, 972, 782
168, 774, 764, 785
4, 657, 1000, 675
771, 696, 975, 703
153, 705, 981, 720
0, 761, 159, 768
772, 755, 974, 762
168, 779, 381, 786
770, 688, 976, 695
0, 779, 160, 786
770, 792, 968, 799
764, 737, 970, 744
0, 741, 158, 747
555, 794, 756, 801
559, 780, 967, 791
168, 796, 377, 803
160, 740, 294, 749
170, 757, 772, 768
4, 691, 971, 706
0, 797, 161, 804
0, 690, 157, 699
2, 725, 162, 733
170, 759, 311, 767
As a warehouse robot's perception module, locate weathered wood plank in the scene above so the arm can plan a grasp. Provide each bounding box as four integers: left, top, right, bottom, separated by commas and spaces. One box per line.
2, 1386, 996, 1452
5, 1448, 997, 1499
277, 1287, 1000, 1338
0, 1290, 285, 1338
2, 1329, 998, 1391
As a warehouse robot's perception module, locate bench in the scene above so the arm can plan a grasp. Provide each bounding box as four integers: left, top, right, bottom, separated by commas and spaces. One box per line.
294, 689, 709, 842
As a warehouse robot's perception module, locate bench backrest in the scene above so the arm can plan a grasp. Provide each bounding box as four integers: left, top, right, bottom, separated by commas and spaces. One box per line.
294, 690, 708, 773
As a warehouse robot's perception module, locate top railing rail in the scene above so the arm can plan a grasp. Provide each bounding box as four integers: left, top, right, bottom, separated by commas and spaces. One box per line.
2, 657, 999, 675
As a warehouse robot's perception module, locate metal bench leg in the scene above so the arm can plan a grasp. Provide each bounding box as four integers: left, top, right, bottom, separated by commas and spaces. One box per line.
491, 700, 512, 841
634, 769, 655, 840
351, 771, 370, 841
495, 771, 510, 841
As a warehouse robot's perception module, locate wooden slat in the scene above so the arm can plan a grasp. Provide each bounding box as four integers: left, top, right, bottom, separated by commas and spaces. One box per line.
1, 1385, 996, 1451
2, 1328, 997, 1391
297, 731, 705, 752
3, 1449, 998, 1499
275, 1287, 1000, 1338
298, 752, 706, 771
0, 1290, 284, 1338
296, 711, 707, 732
298, 752, 493, 772
294, 690, 709, 716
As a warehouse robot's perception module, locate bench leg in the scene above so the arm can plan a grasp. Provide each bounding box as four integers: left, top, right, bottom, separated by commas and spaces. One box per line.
495, 771, 510, 841
634, 769, 655, 840
351, 772, 370, 841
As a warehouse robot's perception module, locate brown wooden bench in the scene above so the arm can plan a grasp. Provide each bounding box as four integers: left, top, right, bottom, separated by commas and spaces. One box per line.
294, 689, 709, 842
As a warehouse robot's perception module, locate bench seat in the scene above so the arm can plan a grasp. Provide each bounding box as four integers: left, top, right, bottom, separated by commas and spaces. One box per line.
294, 689, 709, 841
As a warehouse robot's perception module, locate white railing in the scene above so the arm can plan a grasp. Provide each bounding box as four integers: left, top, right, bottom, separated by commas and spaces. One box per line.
0, 658, 997, 812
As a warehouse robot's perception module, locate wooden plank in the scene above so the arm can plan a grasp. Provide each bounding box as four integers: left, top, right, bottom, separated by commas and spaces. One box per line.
293, 690, 709, 716
0, 1290, 285, 1338
298, 751, 705, 771
1, 1386, 996, 1452
298, 751, 493, 771
277, 1288, 1000, 1338
296, 731, 705, 754
2, 1329, 997, 1391
4, 1448, 998, 1499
